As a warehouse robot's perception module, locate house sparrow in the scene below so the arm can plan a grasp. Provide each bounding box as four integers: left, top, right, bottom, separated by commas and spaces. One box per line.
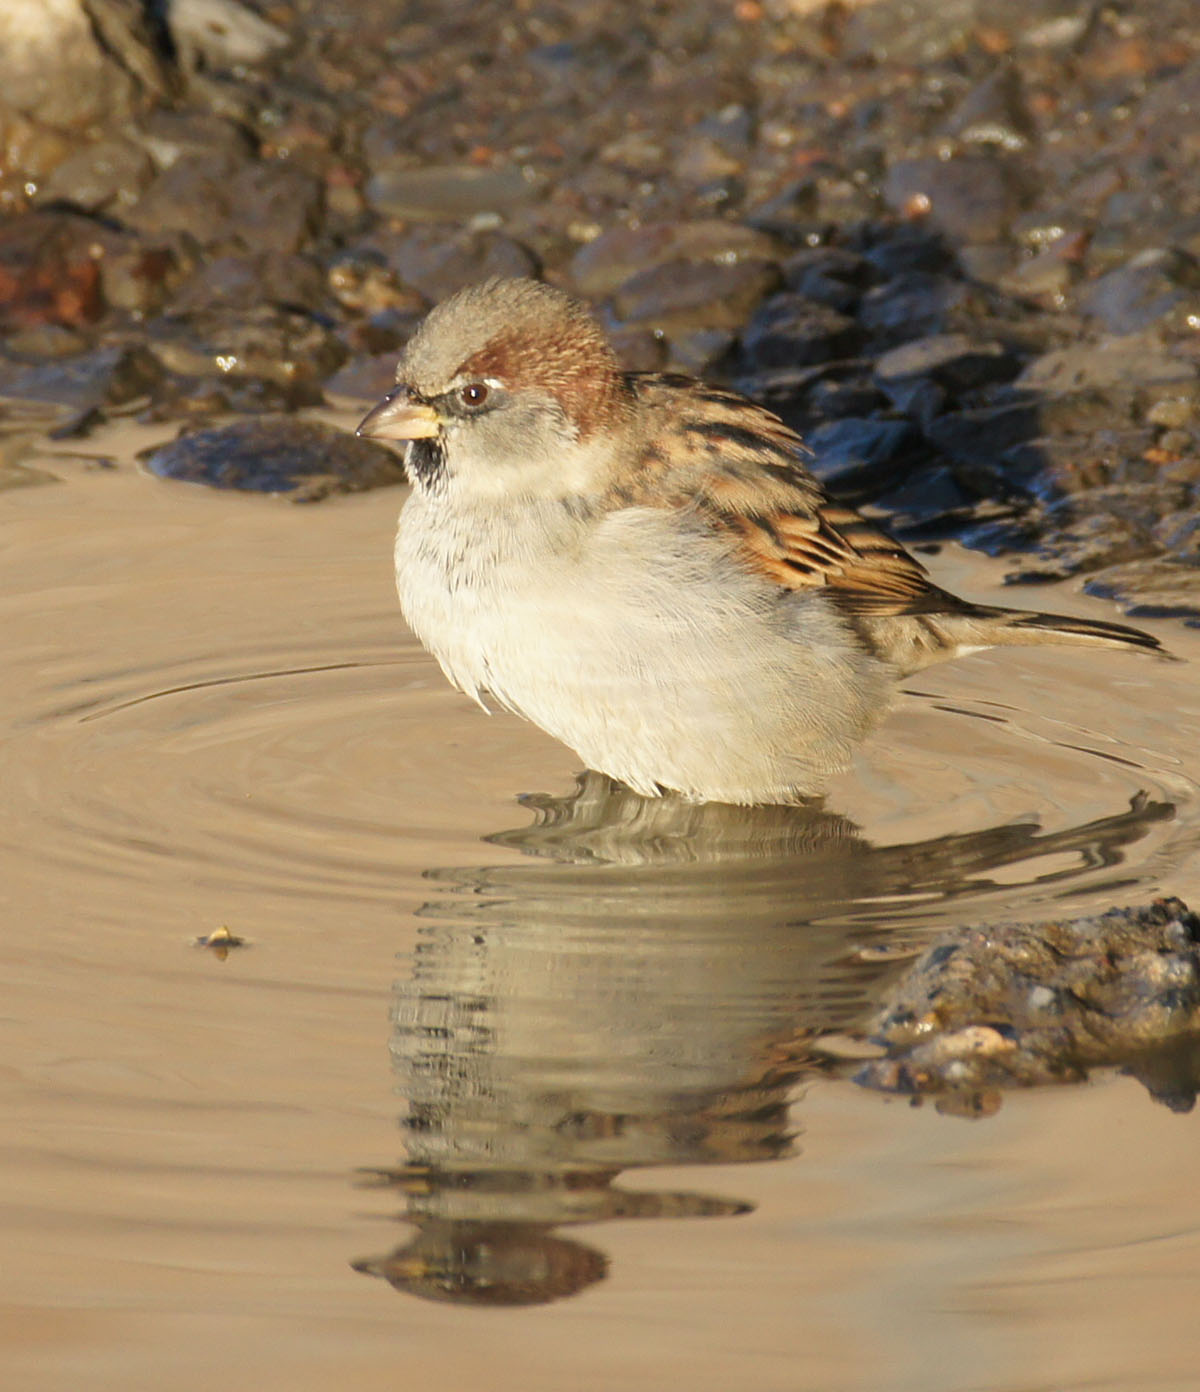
357, 277, 1165, 805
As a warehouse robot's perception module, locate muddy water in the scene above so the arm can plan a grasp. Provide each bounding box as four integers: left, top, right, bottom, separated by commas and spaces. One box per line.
4, 412, 1200, 1392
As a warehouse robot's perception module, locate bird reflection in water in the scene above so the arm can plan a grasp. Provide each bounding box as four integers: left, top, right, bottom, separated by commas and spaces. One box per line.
352, 774, 1171, 1307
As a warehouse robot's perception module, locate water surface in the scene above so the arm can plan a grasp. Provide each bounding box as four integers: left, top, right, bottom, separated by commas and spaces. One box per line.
4, 418, 1200, 1391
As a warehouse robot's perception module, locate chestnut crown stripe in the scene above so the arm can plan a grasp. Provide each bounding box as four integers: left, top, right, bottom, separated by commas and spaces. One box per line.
459, 325, 631, 439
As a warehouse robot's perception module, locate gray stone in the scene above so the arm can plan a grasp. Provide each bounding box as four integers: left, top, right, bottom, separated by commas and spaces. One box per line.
384, 228, 539, 303
883, 154, 1027, 243
570, 220, 779, 298
1016, 337, 1198, 394
874, 334, 1020, 391
611, 259, 780, 333
1081, 250, 1200, 336
143, 416, 406, 501
365, 165, 545, 221
1086, 558, 1200, 625
741, 294, 861, 370
0, 343, 161, 414
127, 153, 322, 254
37, 137, 154, 213
142, 306, 345, 387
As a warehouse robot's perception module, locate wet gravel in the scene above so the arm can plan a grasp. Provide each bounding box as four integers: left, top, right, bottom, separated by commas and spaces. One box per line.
1, 0, 1199, 617
858, 897, 1200, 1117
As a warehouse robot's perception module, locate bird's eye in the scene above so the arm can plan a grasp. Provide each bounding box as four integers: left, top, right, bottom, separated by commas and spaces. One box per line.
459, 382, 489, 408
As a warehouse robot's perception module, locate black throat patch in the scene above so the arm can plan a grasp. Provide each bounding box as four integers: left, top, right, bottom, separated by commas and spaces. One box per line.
405, 436, 446, 489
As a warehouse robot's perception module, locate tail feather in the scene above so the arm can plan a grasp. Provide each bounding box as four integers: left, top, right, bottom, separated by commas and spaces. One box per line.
992, 607, 1169, 656
861, 599, 1173, 674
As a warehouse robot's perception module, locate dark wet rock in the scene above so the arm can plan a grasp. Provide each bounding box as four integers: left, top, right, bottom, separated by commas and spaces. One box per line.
883, 155, 1028, 244
36, 137, 155, 213
856, 273, 975, 342
1005, 511, 1159, 584
0, 0, 1195, 608
126, 153, 322, 255
871, 464, 983, 538
1080, 249, 1200, 336
142, 306, 345, 392
171, 252, 327, 314
570, 221, 779, 298
999, 435, 1142, 502
859, 228, 956, 279
924, 401, 1041, 468
142, 416, 406, 501
740, 294, 861, 371
1086, 558, 1200, 627
804, 374, 889, 421
874, 334, 1021, 393
781, 246, 869, 311
805, 417, 923, 490
365, 165, 544, 221
610, 259, 780, 335
857, 895, 1200, 1111
0, 344, 161, 416
383, 227, 539, 303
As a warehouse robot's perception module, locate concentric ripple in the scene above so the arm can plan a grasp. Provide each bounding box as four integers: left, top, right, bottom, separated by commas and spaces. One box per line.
3, 467, 1199, 933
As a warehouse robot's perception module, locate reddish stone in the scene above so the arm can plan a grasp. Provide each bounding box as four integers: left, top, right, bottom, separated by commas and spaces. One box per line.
0, 212, 103, 329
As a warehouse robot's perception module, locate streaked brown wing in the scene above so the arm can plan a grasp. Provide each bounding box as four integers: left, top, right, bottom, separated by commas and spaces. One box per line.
625, 374, 945, 618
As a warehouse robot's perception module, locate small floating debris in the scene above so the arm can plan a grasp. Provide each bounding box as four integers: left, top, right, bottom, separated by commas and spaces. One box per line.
193, 925, 247, 960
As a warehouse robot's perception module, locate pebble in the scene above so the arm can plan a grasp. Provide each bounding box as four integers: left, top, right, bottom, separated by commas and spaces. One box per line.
610, 258, 780, 334
0, 344, 161, 416
569, 220, 780, 298
142, 306, 345, 390
383, 227, 539, 302
882, 154, 1027, 244
365, 165, 544, 221
741, 294, 861, 369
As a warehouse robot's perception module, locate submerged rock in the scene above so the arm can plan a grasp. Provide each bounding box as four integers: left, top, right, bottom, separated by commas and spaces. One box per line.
142, 416, 406, 501
857, 894, 1200, 1113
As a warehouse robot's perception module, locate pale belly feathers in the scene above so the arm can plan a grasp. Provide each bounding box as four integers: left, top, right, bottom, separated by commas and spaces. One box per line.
394, 494, 893, 803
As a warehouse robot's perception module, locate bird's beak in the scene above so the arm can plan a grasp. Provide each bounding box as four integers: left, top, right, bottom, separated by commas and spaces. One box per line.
356, 387, 441, 441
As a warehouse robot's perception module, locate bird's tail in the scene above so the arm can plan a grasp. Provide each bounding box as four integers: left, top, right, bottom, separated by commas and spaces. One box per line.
978, 606, 1169, 657
866, 599, 1173, 674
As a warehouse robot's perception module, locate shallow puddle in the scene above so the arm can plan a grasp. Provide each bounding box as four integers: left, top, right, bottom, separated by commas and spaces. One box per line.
5, 412, 1200, 1391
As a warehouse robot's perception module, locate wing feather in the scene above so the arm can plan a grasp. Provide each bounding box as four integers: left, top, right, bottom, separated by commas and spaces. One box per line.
619, 374, 946, 618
